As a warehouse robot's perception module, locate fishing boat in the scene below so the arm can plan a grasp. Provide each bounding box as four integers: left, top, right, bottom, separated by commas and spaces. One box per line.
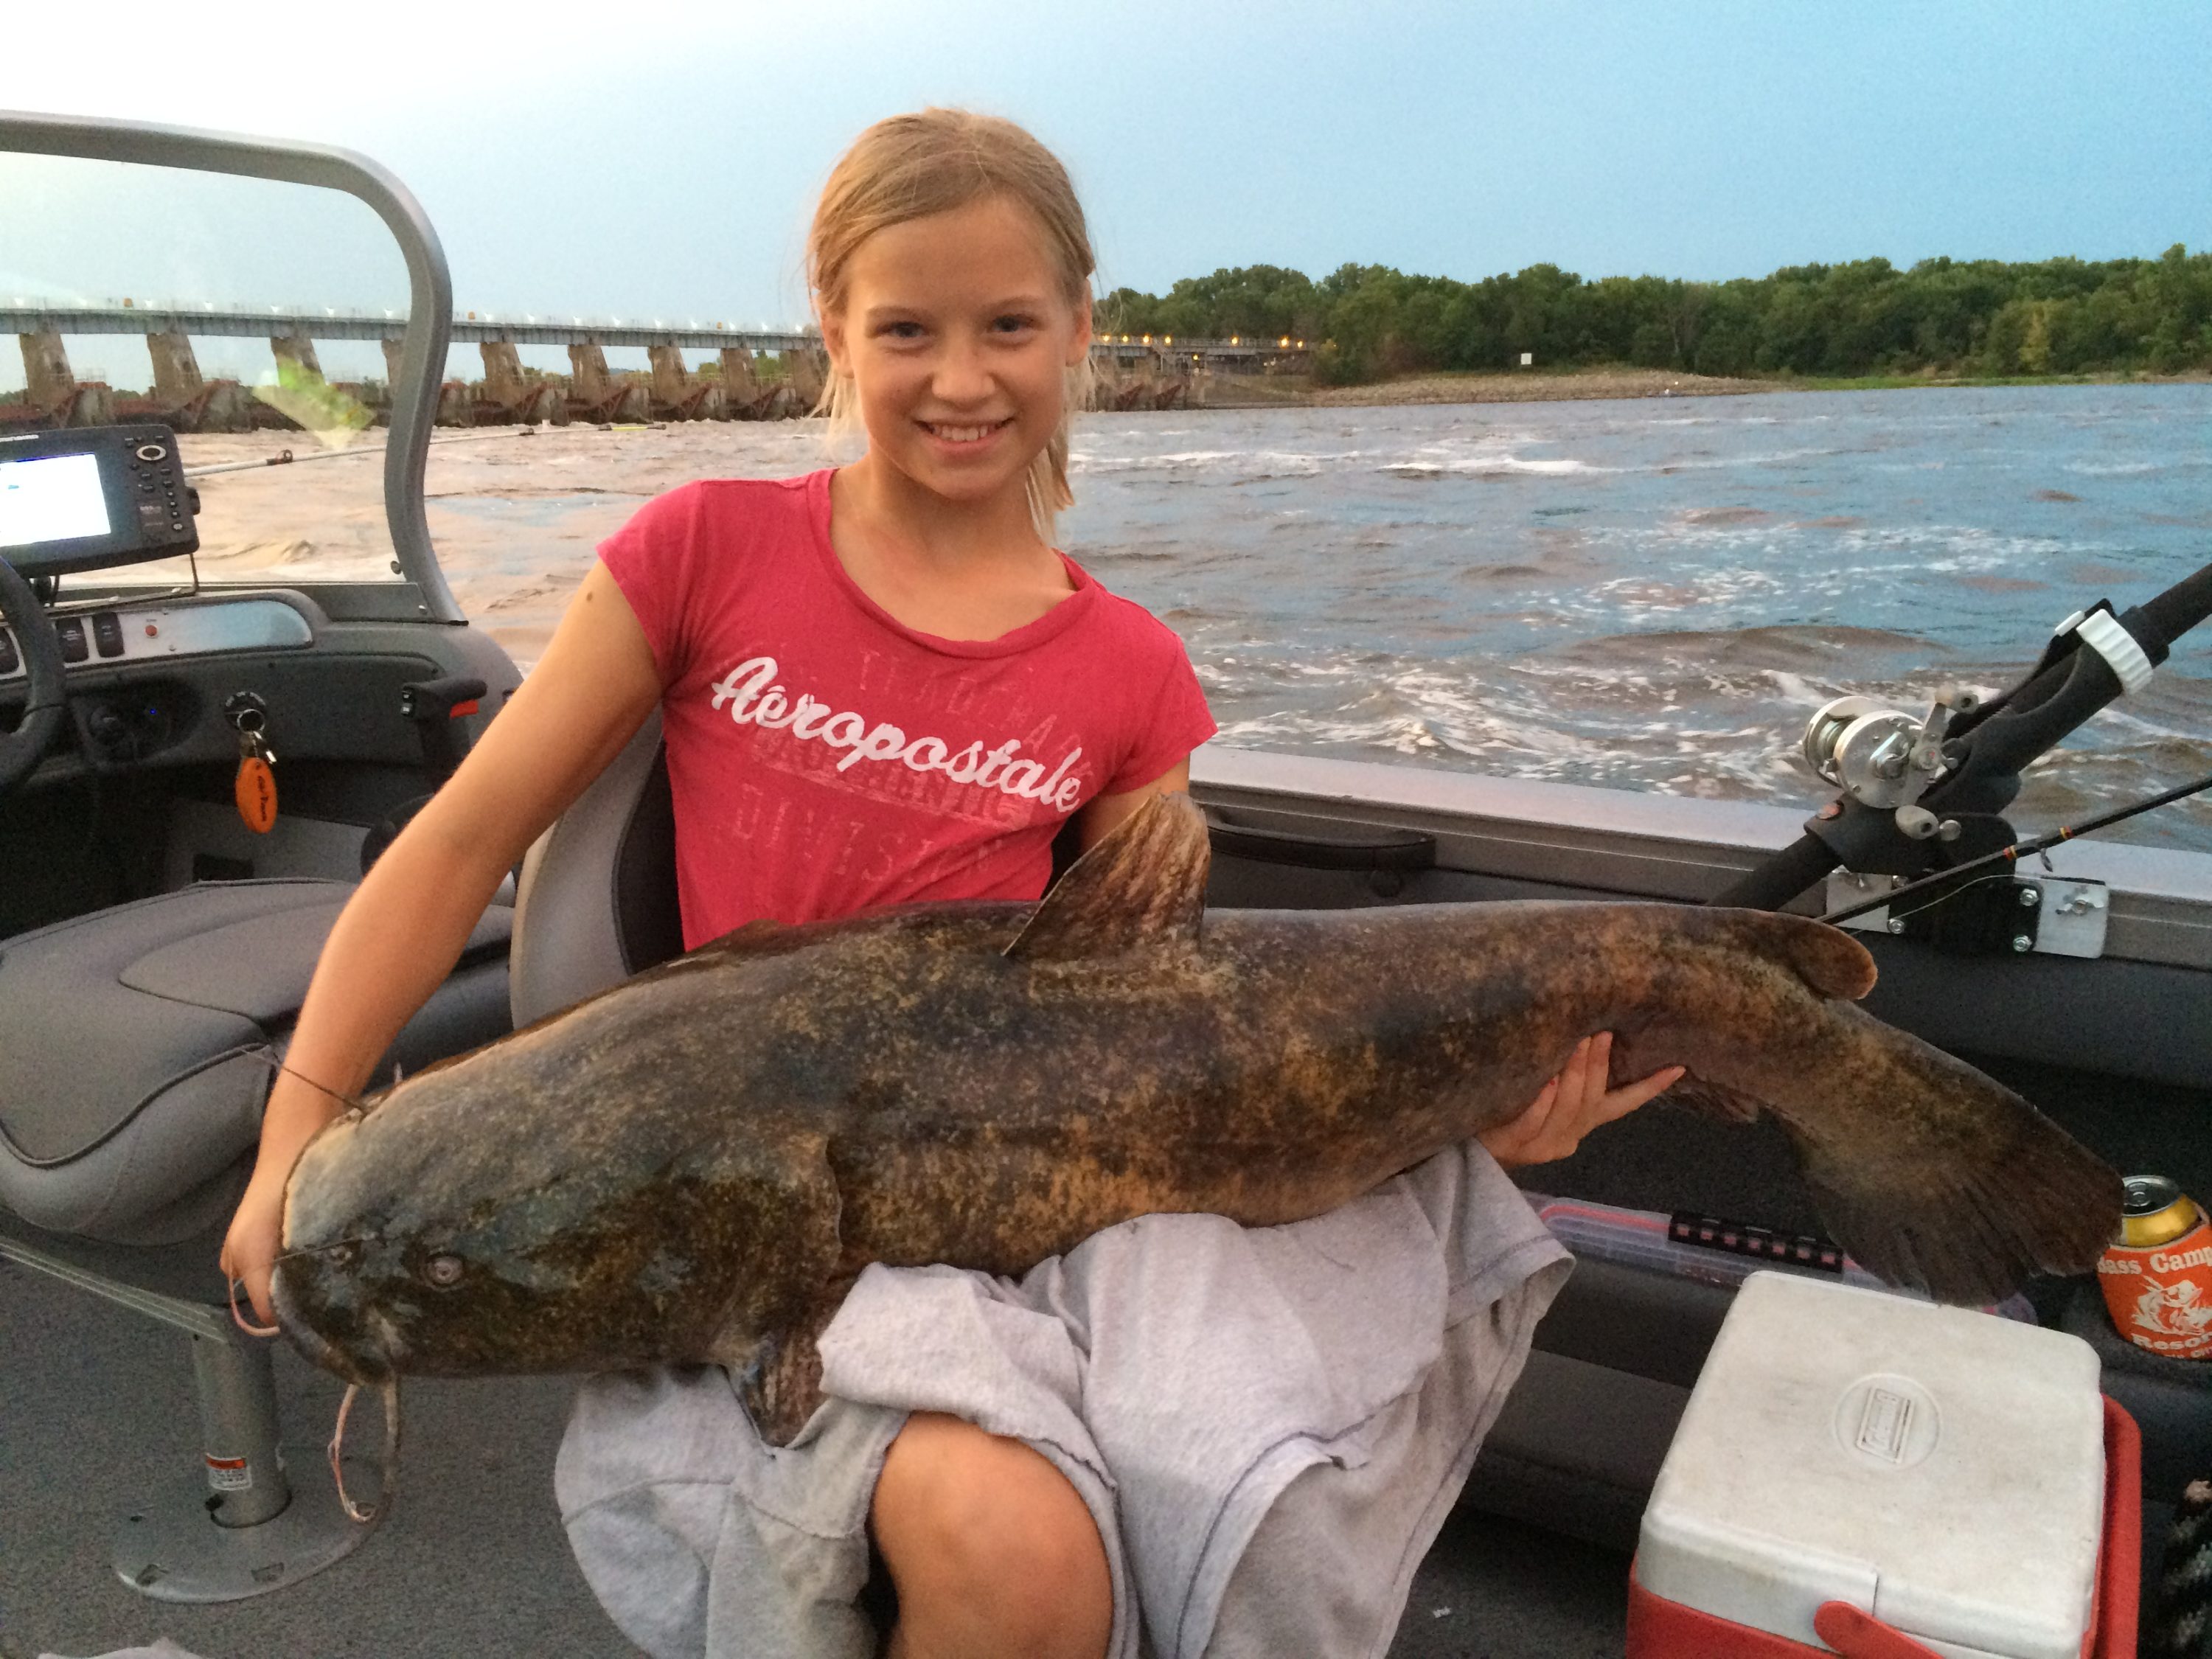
3, 112, 2208, 1658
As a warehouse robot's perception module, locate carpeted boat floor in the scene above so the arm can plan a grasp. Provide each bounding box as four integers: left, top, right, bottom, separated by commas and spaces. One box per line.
1, 1255, 1630, 1659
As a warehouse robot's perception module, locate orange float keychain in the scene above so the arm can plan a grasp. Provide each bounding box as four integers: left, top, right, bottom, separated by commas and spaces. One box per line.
234, 726, 277, 834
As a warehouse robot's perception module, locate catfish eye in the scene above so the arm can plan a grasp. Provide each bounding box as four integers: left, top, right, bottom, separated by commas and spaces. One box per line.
425, 1254, 465, 1289
328, 1241, 362, 1269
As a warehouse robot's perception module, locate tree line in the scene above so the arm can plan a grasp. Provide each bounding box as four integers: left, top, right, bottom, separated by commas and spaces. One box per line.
1099, 246, 2212, 384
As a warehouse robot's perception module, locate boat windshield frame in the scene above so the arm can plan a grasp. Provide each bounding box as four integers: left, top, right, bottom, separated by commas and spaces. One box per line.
0, 108, 463, 623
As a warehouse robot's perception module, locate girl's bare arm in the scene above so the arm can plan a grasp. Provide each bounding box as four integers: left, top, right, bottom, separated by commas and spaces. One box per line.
223, 564, 662, 1317
1077, 757, 1192, 848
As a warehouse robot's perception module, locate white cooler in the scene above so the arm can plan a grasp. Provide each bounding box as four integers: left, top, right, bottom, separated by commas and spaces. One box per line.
1627, 1270, 2136, 1659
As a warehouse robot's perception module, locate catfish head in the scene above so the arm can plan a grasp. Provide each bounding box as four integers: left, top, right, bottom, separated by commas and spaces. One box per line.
270, 1046, 846, 1389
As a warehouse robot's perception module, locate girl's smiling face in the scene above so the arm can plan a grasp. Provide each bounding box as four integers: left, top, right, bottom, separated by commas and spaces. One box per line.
822, 194, 1091, 520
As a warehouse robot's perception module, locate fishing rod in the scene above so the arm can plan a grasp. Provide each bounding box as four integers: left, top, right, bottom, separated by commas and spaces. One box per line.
1715, 552, 2212, 914
181, 426, 537, 479
1819, 771, 2212, 928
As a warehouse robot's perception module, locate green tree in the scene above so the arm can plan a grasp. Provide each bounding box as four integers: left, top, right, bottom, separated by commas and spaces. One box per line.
1099, 244, 2212, 383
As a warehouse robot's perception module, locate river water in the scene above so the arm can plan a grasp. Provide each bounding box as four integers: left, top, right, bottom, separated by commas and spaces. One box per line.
183, 382, 2212, 850
1060, 385, 2212, 850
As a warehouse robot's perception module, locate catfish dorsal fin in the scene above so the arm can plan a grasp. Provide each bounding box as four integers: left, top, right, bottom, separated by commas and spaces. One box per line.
1006, 792, 1211, 963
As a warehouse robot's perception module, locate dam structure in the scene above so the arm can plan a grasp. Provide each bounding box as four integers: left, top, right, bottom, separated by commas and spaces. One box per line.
2, 304, 1313, 432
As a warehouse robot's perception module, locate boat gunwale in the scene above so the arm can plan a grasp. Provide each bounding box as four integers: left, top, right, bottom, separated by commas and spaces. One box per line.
1191, 744, 2212, 972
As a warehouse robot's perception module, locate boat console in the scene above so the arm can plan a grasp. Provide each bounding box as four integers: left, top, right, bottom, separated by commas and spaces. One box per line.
0, 421, 201, 574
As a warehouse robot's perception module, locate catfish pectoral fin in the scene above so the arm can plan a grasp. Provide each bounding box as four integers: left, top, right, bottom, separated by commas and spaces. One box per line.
1770, 1007, 2120, 1304
719, 1297, 844, 1448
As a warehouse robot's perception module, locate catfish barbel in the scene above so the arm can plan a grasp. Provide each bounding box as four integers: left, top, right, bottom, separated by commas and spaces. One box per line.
273, 793, 2121, 1445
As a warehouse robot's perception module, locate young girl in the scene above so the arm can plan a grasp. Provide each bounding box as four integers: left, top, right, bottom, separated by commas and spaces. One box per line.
223, 109, 1677, 1659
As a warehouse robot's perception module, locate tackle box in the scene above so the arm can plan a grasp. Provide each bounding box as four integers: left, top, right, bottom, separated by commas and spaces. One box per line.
1625, 1271, 2139, 1659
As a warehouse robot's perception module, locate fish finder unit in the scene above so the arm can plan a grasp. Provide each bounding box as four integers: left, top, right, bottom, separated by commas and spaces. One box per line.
0, 422, 199, 577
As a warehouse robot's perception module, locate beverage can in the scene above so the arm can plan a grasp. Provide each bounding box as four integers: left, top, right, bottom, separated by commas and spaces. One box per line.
2098, 1175, 2212, 1360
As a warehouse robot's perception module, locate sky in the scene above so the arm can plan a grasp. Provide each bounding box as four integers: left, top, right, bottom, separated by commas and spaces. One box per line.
3, 0, 2208, 388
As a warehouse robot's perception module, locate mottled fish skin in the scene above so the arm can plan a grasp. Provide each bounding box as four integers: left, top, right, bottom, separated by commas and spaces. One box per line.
274, 794, 2120, 1442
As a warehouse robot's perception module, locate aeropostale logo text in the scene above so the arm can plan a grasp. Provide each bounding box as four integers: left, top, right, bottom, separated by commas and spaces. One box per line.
708, 656, 1088, 811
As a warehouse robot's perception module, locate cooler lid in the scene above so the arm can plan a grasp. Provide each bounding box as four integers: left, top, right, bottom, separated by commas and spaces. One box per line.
1638, 1272, 2104, 1659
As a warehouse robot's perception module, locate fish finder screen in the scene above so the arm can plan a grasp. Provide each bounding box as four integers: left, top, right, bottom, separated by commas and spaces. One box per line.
0, 452, 112, 550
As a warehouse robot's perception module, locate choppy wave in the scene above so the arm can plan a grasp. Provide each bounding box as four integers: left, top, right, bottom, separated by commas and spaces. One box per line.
1382, 455, 1596, 479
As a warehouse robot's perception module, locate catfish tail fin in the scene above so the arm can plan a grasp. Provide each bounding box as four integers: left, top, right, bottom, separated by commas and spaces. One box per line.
1769, 1005, 2119, 1304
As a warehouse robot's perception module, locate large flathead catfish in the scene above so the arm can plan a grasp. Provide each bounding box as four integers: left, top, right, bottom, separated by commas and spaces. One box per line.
275, 794, 2119, 1442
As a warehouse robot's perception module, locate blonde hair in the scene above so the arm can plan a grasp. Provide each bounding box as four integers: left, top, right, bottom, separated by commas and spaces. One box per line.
807, 108, 1095, 540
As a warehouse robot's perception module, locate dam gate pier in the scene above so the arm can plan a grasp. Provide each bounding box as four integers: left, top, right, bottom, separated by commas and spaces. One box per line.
3, 305, 1313, 434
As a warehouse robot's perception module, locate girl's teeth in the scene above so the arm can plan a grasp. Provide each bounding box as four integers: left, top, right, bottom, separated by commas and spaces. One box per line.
931, 423, 995, 442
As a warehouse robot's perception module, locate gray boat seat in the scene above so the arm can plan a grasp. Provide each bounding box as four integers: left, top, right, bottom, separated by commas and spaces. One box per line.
0, 872, 512, 1603
0, 877, 512, 1259
511, 708, 681, 1027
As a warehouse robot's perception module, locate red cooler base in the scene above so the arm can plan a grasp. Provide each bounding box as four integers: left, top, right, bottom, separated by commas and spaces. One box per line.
1626, 1397, 2139, 1659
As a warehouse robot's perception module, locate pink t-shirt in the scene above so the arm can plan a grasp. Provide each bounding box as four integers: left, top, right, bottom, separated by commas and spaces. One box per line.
599, 469, 1217, 947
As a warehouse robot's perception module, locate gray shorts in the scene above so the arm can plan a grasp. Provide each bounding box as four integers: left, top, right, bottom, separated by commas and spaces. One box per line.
555, 1143, 1570, 1659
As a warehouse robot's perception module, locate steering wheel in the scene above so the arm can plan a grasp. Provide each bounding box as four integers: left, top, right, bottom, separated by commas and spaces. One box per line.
0, 554, 66, 794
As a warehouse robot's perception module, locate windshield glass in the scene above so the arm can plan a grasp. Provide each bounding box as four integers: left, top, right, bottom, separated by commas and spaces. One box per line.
1, 153, 411, 585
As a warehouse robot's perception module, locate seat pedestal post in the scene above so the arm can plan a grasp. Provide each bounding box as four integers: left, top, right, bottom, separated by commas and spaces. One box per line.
190, 1329, 291, 1527
0, 1231, 378, 1601
111, 1329, 377, 1602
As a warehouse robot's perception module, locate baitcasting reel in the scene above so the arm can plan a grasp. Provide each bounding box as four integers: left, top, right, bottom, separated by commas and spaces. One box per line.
1801, 688, 1980, 842
1719, 562, 2212, 913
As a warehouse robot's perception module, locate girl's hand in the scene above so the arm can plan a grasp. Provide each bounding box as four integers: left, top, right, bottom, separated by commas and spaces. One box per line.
1478, 1032, 1683, 1170
220, 1172, 289, 1326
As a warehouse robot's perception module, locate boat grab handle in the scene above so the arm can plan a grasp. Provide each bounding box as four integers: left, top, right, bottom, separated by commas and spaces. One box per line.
1205, 819, 1437, 874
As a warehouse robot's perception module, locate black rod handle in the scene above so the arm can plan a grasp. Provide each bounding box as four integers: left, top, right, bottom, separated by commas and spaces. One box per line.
1708, 830, 1840, 911
2129, 558, 2212, 658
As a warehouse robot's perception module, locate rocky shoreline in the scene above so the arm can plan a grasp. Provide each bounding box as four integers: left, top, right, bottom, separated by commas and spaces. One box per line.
1206, 364, 2208, 410
1306, 367, 1768, 406
1174, 366, 1765, 411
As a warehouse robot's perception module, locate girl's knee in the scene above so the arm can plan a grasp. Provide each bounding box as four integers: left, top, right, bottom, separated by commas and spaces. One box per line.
876, 1413, 1098, 1571
873, 1413, 1110, 1651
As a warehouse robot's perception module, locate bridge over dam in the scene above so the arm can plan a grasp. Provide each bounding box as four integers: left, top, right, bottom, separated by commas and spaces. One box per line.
1, 304, 1313, 433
